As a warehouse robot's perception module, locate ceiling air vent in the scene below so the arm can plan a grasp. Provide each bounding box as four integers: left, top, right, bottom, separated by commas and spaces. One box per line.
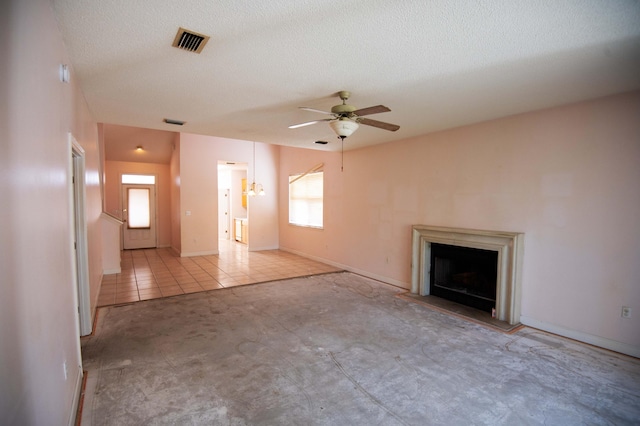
164, 118, 185, 126
172, 27, 210, 54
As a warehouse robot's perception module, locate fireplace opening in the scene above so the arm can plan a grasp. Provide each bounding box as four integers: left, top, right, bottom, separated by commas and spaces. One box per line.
430, 243, 498, 313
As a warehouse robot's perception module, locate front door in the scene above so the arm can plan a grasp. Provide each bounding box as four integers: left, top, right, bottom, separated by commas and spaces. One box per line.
122, 184, 157, 249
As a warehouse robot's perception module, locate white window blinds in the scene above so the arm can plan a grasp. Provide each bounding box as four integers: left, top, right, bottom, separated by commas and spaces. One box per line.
127, 188, 151, 228
289, 171, 323, 228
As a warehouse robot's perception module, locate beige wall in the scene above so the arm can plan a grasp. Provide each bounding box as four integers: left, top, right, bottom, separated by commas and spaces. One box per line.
279, 92, 640, 357
0, 0, 102, 423
104, 160, 172, 248
178, 134, 279, 255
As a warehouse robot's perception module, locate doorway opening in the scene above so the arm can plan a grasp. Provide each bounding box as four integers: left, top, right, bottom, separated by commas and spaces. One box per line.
217, 161, 248, 250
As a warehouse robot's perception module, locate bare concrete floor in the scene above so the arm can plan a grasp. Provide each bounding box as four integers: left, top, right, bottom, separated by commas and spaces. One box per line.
80, 272, 640, 425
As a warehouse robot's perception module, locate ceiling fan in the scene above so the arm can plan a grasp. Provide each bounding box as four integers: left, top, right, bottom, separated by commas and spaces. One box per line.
288, 91, 400, 139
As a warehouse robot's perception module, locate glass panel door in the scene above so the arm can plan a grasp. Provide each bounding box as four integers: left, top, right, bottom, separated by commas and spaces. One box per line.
127, 188, 151, 228
122, 184, 156, 249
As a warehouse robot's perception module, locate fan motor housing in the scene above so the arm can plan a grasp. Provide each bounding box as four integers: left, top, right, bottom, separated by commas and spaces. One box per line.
331, 104, 356, 115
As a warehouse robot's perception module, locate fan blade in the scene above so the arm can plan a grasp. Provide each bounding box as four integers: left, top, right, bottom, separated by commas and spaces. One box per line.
288, 119, 331, 129
357, 117, 400, 131
299, 107, 333, 115
352, 105, 391, 116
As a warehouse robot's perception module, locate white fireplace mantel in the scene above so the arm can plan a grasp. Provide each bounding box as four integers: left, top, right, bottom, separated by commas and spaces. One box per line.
411, 225, 524, 325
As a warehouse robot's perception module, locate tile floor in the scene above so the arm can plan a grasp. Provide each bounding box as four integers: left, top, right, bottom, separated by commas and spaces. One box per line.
97, 239, 342, 307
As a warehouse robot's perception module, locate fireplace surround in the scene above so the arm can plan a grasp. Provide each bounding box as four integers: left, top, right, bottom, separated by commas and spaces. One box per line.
411, 225, 524, 325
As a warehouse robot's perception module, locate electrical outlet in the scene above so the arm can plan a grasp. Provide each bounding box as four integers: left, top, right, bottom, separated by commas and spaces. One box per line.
63, 361, 68, 380
621, 306, 631, 319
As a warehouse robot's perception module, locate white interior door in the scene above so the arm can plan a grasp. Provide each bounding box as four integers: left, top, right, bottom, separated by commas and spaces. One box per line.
122, 184, 157, 249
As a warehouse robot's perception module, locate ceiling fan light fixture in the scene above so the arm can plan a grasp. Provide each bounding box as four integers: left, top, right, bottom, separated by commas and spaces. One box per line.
289, 91, 398, 138
329, 119, 359, 138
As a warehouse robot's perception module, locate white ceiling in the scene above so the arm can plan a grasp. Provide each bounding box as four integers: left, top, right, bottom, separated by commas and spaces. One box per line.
53, 0, 640, 160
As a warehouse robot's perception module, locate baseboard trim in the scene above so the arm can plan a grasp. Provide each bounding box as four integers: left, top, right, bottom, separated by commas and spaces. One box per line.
68, 367, 83, 426
279, 247, 408, 289
249, 245, 279, 252
180, 250, 218, 257
278, 247, 640, 358
103, 267, 121, 274
520, 315, 639, 358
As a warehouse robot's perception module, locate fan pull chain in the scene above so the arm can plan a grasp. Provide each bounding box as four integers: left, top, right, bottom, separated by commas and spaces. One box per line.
340, 136, 344, 172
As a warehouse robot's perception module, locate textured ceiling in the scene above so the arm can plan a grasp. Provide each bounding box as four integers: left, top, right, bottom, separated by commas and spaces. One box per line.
53, 0, 640, 159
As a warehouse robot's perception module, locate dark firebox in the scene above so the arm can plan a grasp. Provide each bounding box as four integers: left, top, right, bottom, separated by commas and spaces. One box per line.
430, 243, 498, 313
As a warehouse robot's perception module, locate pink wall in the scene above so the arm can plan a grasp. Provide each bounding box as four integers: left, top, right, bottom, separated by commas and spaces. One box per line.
1, 0, 103, 423
177, 134, 279, 255
1, 8, 636, 425
104, 160, 172, 248
170, 133, 182, 253
279, 92, 640, 356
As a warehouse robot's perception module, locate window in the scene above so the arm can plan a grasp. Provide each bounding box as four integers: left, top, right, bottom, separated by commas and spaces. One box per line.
289, 171, 323, 228
127, 188, 151, 228
122, 174, 155, 184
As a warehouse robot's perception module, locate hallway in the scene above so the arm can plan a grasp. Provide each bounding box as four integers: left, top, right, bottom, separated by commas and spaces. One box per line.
97, 240, 341, 306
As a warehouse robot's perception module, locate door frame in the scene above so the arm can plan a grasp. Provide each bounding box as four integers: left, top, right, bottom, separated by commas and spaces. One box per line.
218, 188, 231, 240
217, 162, 249, 252
120, 174, 158, 250
69, 133, 92, 336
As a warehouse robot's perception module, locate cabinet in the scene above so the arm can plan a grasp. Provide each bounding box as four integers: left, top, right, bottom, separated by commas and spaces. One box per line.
234, 218, 248, 244
241, 178, 247, 208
